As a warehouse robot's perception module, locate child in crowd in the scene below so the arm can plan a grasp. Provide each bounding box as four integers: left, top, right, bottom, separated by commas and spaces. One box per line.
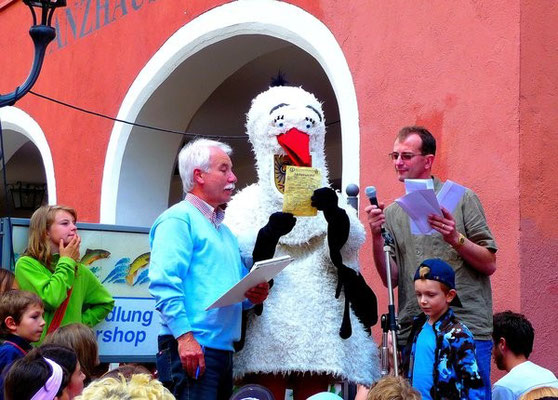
0, 270, 17, 293
44, 323, 100, 385
401, 258, 483, 399
101, 363, 152, 381
15, 205, 114, 344
40, 344, 86, 399
366, 376, 421, 400
3, 348, 70, 400
0, 290, 45, 399
520, 387, 558, 400
75, 373, 175, 400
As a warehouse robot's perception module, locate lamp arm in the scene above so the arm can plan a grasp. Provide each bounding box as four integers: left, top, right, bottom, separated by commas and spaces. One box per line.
0, 25, 56, 108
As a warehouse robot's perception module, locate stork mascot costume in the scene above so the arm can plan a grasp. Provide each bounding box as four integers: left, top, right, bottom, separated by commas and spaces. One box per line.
225, 84, 380, 398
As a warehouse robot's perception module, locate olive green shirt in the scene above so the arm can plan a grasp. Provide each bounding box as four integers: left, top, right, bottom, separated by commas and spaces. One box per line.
385, 177, 497, 343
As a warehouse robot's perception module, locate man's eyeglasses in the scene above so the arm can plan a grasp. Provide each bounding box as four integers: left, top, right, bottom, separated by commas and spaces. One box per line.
388, 152, 422, 161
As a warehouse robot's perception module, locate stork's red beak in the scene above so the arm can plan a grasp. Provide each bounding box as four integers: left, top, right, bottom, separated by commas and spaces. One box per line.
277, 128, 311, 167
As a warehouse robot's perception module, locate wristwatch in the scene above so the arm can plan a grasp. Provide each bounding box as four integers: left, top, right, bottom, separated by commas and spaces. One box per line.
456, 232, 466, 247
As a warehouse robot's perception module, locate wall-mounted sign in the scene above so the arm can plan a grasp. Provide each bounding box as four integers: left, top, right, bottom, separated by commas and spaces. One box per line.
3, 218, 157, 362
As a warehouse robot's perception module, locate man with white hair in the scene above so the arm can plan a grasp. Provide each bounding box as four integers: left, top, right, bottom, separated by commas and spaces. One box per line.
149, 138, 269, 400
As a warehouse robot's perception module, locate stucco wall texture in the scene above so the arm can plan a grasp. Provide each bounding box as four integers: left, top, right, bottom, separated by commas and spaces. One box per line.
518, 0, 558, 373
0, 0, 556, 376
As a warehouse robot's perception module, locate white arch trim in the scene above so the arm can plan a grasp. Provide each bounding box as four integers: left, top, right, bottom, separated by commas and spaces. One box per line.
0, 106, 56, 204
100, 0, 360, 224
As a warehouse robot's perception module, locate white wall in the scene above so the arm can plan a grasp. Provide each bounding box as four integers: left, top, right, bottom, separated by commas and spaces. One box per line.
101, 0, 360, 226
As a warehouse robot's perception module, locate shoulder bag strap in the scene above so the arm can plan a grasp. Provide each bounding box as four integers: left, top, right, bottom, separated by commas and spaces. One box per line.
46, 286, 73, 335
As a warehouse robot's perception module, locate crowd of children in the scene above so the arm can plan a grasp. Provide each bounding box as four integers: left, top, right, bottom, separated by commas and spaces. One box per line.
0, 286, 172, 400
0, 203, 557, 400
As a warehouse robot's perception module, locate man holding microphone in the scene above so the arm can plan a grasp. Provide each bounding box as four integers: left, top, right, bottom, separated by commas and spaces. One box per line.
365, 126, 497, 397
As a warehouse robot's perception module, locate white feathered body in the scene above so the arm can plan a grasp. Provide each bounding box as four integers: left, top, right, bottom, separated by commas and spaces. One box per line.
225, 86, 380, 385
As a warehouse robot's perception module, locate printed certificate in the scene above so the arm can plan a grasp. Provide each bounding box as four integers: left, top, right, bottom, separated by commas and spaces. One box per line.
282, 166, 321, 216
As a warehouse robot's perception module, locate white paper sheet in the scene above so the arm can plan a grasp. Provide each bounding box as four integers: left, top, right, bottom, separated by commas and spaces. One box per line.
396, 189, 442, 234
205, 255, 293, 310
396, 179, 467, 235
436, 180, 466, 214
404, 179, 434, 194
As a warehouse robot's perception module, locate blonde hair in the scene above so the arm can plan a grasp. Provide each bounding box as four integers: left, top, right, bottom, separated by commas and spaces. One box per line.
417, 265, 450, 294
75, 374, 175, 400
520, 386, 558, 400
367, 376, 421, 400
43, 323, 98, 381
418, 266, 430, 279
24, 205, 77, 270
101, 364, 152, 380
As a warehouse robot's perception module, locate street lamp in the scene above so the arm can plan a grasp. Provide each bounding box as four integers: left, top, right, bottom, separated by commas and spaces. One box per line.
0, 0, 66, 107
7, 181, 46, 210
0, 0, 66, 269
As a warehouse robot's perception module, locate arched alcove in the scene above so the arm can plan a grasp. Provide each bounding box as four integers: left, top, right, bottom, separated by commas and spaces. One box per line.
101, 1, 360, 226
0, 107, 56, 216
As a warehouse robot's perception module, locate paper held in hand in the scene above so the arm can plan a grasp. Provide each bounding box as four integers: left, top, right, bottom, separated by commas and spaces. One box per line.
205, 255, 294, 310
282, 166, 321, 217
395, 179, 467, 235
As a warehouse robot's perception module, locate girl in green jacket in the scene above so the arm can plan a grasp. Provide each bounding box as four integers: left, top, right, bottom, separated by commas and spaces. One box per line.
15, 205, 114, 343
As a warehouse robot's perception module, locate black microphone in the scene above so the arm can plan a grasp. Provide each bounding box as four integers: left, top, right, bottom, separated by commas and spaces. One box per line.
365, 186, 380, 208
365, 186, 393, 245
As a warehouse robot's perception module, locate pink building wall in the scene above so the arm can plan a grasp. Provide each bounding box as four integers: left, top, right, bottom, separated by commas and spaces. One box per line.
518, 0, 558, 371
0, 0, 556, 374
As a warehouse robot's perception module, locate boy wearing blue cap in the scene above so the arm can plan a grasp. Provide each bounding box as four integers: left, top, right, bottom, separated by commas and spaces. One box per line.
401, 258, 484, 400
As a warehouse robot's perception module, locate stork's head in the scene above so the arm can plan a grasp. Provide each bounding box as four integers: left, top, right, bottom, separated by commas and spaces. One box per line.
246, 86, 328, 199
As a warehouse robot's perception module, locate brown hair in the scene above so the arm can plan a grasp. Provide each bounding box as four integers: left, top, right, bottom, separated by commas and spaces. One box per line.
24, 205, 77, 271
43, 323, 98, 382
0, 269, 16, 293
4, 348, 70, 400
520, 387, 558, 400
397, 125, 436, 155
367, 376, 421, 400
0, 290, 44, 336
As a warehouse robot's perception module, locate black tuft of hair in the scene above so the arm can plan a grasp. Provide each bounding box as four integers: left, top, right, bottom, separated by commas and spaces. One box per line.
270, 71, 289, 87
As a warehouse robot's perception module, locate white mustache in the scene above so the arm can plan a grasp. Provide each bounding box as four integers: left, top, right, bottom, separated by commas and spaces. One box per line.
225, 184, 236, 191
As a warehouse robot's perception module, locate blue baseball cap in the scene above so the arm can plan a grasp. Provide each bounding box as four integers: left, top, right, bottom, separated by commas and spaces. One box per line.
414, 258, 462, 307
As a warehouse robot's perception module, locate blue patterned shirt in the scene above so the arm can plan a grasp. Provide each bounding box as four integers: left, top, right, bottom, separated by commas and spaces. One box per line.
402, 308, 485, 399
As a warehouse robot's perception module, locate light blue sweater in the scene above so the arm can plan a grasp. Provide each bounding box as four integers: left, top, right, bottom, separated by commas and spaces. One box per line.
148, 200, 249, 351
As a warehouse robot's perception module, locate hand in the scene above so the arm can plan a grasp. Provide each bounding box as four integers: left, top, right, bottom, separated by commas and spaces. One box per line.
364, 203, 386, 236
311, 187, 338, 214
428, 207, 460, 245
177, 332, 205, 379
385, 332, 400, 374
59, 234, 81, 261
266, 212, 296, 237
253, 213, 295, 263
245, 282, 270, 305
